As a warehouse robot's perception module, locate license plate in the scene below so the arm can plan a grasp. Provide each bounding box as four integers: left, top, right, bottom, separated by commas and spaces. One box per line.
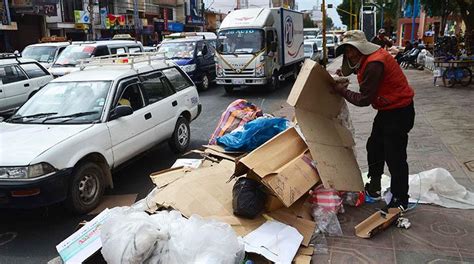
232, 79, 245, 85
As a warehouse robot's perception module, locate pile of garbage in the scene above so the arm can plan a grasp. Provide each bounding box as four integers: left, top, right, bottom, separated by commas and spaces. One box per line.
55, 60, 367, 264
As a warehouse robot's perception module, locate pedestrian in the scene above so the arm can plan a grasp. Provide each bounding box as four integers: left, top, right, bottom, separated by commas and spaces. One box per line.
371, 28, 393, 49
332, 30, 415, 211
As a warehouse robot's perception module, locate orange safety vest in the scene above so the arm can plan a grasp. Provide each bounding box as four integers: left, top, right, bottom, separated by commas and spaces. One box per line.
357, 49, 414, 111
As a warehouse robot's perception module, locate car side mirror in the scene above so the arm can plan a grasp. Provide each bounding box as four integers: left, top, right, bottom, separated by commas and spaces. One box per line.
110, 105, 133, 120
271, 41, 277, 52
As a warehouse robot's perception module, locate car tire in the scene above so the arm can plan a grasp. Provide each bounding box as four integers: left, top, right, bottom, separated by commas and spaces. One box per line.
168, 116, 190, 154
199, 74, 211, 91
66, 162, 104, 214
224, 86, 234, 94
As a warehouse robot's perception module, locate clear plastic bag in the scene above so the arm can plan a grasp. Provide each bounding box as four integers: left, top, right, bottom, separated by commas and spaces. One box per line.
312, 207, 343, 237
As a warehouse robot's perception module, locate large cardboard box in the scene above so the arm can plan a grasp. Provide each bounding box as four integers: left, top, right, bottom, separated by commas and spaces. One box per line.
287, 59, 364, 191
234, 127, 321, 207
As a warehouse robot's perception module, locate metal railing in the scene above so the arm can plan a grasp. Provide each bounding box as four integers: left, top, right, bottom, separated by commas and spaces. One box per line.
78, 52, 168, 70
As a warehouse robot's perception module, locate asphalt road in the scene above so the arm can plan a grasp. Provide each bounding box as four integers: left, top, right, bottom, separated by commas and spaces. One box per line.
0, 80, 297, 263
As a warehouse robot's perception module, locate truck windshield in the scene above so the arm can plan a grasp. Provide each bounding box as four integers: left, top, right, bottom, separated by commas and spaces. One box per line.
218, 29, 264, 54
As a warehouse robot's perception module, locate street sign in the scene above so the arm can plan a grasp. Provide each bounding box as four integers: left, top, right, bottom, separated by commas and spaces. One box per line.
74, 10, 90, 24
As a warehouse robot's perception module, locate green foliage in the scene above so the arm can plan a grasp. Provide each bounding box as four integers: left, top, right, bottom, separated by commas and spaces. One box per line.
326, 17, 334, 30
303, 15, 315, 28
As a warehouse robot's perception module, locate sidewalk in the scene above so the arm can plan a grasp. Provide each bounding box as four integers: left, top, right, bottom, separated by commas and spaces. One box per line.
316, 60, 474, 263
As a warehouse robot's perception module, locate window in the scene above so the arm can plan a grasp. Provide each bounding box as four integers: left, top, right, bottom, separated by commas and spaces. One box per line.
128, 46, 142, 53
0, 65, 28, 84
20, 63, 49, 78
118, 83, 144, 111
94, 46, 110, 56
162, 67, 193, 92
139, 71, 175, 104
110, 47, 126, 55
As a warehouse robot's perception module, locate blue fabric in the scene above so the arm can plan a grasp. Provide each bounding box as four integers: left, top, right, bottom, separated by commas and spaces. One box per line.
216, 117, 289, 152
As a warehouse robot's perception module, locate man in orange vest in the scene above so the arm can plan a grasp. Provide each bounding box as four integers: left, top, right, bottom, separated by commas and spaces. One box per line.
332, 30, 415, 211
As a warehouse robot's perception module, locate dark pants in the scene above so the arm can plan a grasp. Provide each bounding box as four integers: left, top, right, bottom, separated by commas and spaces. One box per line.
367, 102, 415, 203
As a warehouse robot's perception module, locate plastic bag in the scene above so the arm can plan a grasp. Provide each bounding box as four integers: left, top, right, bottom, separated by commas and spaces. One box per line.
100, 208, 245, 264
341, 191, 365, 207
216, 117, 288, 152
232, 177, 267, 219
209, 99, 263, 145
312, 207, 343, 237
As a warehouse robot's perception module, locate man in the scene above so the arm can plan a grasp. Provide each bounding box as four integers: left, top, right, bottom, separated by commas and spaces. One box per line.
371, 28, 393, 49
332, 30, 415, 211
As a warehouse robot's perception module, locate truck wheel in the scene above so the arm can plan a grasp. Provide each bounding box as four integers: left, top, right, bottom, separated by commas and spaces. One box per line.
66, 162, 104, 214
224, 86, 234, 94
266, 72, 279, 92
168, 116, 190, 153
199, 74, 210, 91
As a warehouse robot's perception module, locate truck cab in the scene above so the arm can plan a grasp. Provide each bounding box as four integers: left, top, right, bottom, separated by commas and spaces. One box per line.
215, 8, 304, 93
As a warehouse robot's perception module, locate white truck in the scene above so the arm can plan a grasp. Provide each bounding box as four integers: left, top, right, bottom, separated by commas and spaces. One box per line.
215, 8, 304, 93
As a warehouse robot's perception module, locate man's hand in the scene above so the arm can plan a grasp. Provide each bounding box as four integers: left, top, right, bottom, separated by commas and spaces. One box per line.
332, 77, 349, 94
335, 68, 343, 76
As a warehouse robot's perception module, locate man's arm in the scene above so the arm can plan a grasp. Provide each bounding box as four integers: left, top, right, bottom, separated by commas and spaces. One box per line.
339, 62, 384, 107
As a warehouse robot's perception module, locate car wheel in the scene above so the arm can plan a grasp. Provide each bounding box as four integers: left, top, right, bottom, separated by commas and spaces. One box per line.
66, 162, 104, 214
168, 116, 190, 153
199, 74, 210, 91
224, 86, 234, 94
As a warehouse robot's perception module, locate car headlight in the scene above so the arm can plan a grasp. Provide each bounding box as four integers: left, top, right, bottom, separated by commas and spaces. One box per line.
216, 64, 224, 77
181, 64, 196, 73
0, 163, 56, 179
256, 64, 265, 77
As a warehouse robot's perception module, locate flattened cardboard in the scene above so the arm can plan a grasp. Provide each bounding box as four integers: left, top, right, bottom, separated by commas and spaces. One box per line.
150, 167, 191, 188
234, 127, 320, 207
268, 209, 316, 247
354, 208, 401, 238
287, 59, 363, 192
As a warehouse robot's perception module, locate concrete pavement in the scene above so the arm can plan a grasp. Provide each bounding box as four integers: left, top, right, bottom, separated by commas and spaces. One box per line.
314, 58, 474, 263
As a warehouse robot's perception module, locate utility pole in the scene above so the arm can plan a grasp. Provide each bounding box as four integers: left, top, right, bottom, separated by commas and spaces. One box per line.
322, 0, 327, 67
88, 0, 95, 40
133, 0, 140, 41
349, 0, 352, 30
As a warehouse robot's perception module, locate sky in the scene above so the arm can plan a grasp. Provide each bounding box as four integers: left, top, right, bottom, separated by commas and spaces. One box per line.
205, 0, 344, 27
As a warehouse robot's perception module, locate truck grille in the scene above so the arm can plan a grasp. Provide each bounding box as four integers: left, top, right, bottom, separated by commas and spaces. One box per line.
224, 69, 255, 77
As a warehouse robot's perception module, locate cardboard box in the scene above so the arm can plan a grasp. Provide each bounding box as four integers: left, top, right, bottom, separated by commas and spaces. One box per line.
287, 59, 364, 192
149, 160, 317, 246
233, 127, 320, 207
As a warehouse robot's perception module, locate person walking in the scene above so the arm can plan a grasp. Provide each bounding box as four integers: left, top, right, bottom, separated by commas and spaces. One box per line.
332, 30, 415, 211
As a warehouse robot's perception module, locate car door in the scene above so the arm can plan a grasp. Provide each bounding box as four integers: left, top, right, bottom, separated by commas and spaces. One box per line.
0, 64, 31, 111
198, 42, 215, 80
106, 78, 154, 166
139, 70, 179, 141
162, 67, 199, 118
19, 62, 53, 92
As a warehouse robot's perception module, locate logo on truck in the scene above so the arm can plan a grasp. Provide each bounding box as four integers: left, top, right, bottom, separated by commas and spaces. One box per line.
285, 16, 294, 48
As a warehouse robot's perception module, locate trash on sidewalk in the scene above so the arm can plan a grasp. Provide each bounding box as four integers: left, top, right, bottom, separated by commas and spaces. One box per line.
354, 208, 402, 238
232, 177, 267, 219
287, 59, 364, 192
100, 208, 244, 264
243, 220, 303, 264
233, 127, 320, 207
209, 99, 263, 145
308, 185, 344, 236
171, 158, 203, 169
56, 209, 111, 264
217, 117, 289, 152
396, 217, 411, 229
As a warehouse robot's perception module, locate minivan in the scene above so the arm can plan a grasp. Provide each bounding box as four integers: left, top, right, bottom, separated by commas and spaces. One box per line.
49, 40, 144, 77
22, 42, 70, 69
158, 38, 216, 90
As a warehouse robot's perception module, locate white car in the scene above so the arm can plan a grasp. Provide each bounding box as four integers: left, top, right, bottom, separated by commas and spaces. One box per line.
0, 55, 201, 213
22, 42, 70, 69
316, 34, 339, 57
0, 54, 53, 115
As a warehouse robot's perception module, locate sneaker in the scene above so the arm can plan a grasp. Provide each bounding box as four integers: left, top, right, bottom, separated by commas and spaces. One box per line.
383, 197, 408, 213
365, 182, 382, 200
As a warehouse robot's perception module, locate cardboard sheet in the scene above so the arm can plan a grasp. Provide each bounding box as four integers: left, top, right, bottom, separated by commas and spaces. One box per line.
234, 128, 320, 207
355, 208, 401, 238
287, 59, 363, 192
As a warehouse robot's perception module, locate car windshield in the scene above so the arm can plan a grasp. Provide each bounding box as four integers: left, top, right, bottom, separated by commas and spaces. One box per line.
304, 31, 318, 39
53, 45, 96, 66
22, 46, 57, 63
158, 42, 196, 59
218, 29, 264, 54
8, 81, 111, 124
317, 36, 334, 44
304, 44, 313, 54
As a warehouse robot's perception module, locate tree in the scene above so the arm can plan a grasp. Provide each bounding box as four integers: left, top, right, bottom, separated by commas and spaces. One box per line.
326, 17, 334, 30
336, 0, 361, 30
303, 15, 315, 28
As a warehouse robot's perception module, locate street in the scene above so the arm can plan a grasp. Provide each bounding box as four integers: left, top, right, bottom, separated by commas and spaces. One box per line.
0, 80, 297, 263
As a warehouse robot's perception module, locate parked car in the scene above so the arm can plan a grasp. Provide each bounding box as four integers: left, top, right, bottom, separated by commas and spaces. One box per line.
49, 40, 144, 77
0, 54, 201, 213
0, 54, 53, 116
22, 41, 70, 69
158, 38, 216, 90
316, 34, 339, 57
304, 41, 323, 64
